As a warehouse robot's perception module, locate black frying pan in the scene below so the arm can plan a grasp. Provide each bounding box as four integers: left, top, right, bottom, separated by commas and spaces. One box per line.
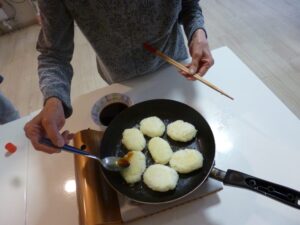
99, 99, 300, 209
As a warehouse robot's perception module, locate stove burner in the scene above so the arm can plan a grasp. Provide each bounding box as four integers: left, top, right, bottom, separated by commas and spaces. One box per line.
91, 93, 133, 129
99, 102, 128, 126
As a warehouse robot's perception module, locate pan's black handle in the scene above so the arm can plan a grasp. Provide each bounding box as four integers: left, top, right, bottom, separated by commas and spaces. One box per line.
211, 168, 300, 209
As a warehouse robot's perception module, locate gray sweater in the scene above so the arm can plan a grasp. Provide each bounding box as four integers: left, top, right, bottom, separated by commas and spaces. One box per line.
37, 0, 205, 117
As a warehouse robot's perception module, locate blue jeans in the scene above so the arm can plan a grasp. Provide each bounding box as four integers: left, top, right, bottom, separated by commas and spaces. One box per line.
0, 91, 20, 124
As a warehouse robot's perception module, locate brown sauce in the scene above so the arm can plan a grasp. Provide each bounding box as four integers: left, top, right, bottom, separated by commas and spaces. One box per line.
117, 152, 133, 168
118, 152, 133, 167
117, 158, 130, 168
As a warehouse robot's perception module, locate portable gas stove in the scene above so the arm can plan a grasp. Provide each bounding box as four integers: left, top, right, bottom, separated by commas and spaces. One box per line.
73, 92, 222, 225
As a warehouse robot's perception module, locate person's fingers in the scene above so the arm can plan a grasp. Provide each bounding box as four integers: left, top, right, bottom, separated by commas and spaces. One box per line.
42, 118, 65, 147
187, 76, 196, 81
24, 122, 59, 154
67, 132, 75, 140
178, 64, 196, 81
179, 71, 196, 81
179, 63, 190, 76
180, 70, 193, 78
32, 139, 61, 154
24, 99, 66, 154
189, 52, 203, 75
62, 130, 74, 144
197, 56, 214, 77
186, 64, 196, 80
179, 49, 213, 79
180, 70, 190, 76
189, 64, 197, 75
197, 64, 210, 77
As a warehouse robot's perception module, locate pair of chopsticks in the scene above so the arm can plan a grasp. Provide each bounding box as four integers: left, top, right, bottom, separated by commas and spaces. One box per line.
143, 43, 234, 100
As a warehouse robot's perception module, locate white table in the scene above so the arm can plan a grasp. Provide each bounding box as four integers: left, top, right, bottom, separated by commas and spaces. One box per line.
1, 47, 299, 225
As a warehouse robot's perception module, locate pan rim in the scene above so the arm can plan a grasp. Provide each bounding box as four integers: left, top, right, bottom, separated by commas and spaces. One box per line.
100, 163, 215, 204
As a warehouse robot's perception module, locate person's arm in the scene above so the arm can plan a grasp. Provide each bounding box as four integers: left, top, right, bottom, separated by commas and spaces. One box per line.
179, 1, 214, 78
180, 0, 206, 42
24, 0, 74, 154
37, 0, 74, 118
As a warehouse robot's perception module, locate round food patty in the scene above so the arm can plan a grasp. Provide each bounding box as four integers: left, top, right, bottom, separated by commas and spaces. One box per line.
143, 164, 179, 192
169, 149, 203, 174
122, 128, 146, 151
148, 137, 173, 164
167, 120, 197, 142
140, 116, 165, 137
121, 151, 146, 184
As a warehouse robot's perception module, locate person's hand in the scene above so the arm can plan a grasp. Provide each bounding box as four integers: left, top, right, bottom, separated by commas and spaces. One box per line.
24, 97, 74, 154
180, 29, 214, 80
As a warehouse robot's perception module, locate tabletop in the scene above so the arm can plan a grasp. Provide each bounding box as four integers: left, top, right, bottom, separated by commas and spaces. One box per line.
1, 47, 299, 225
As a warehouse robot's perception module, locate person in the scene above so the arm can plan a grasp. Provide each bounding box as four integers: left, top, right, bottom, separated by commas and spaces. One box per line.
24, 0, 214, 154
0, 75, 20, 124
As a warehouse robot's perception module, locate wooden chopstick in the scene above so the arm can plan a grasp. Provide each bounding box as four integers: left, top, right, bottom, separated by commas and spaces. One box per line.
143, 43, 234, 100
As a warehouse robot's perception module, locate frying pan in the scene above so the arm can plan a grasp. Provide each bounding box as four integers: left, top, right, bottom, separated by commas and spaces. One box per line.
99, 99, 300, 209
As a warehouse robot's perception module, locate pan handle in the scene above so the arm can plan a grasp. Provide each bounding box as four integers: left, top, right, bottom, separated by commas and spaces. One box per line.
211, 168, 300, 209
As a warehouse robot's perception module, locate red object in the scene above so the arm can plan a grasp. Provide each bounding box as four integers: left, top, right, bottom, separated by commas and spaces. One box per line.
143, 43, 156, 54
5, 143, 17, 153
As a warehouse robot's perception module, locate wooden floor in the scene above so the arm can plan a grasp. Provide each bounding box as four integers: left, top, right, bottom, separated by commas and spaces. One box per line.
0, 0, 300, 119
